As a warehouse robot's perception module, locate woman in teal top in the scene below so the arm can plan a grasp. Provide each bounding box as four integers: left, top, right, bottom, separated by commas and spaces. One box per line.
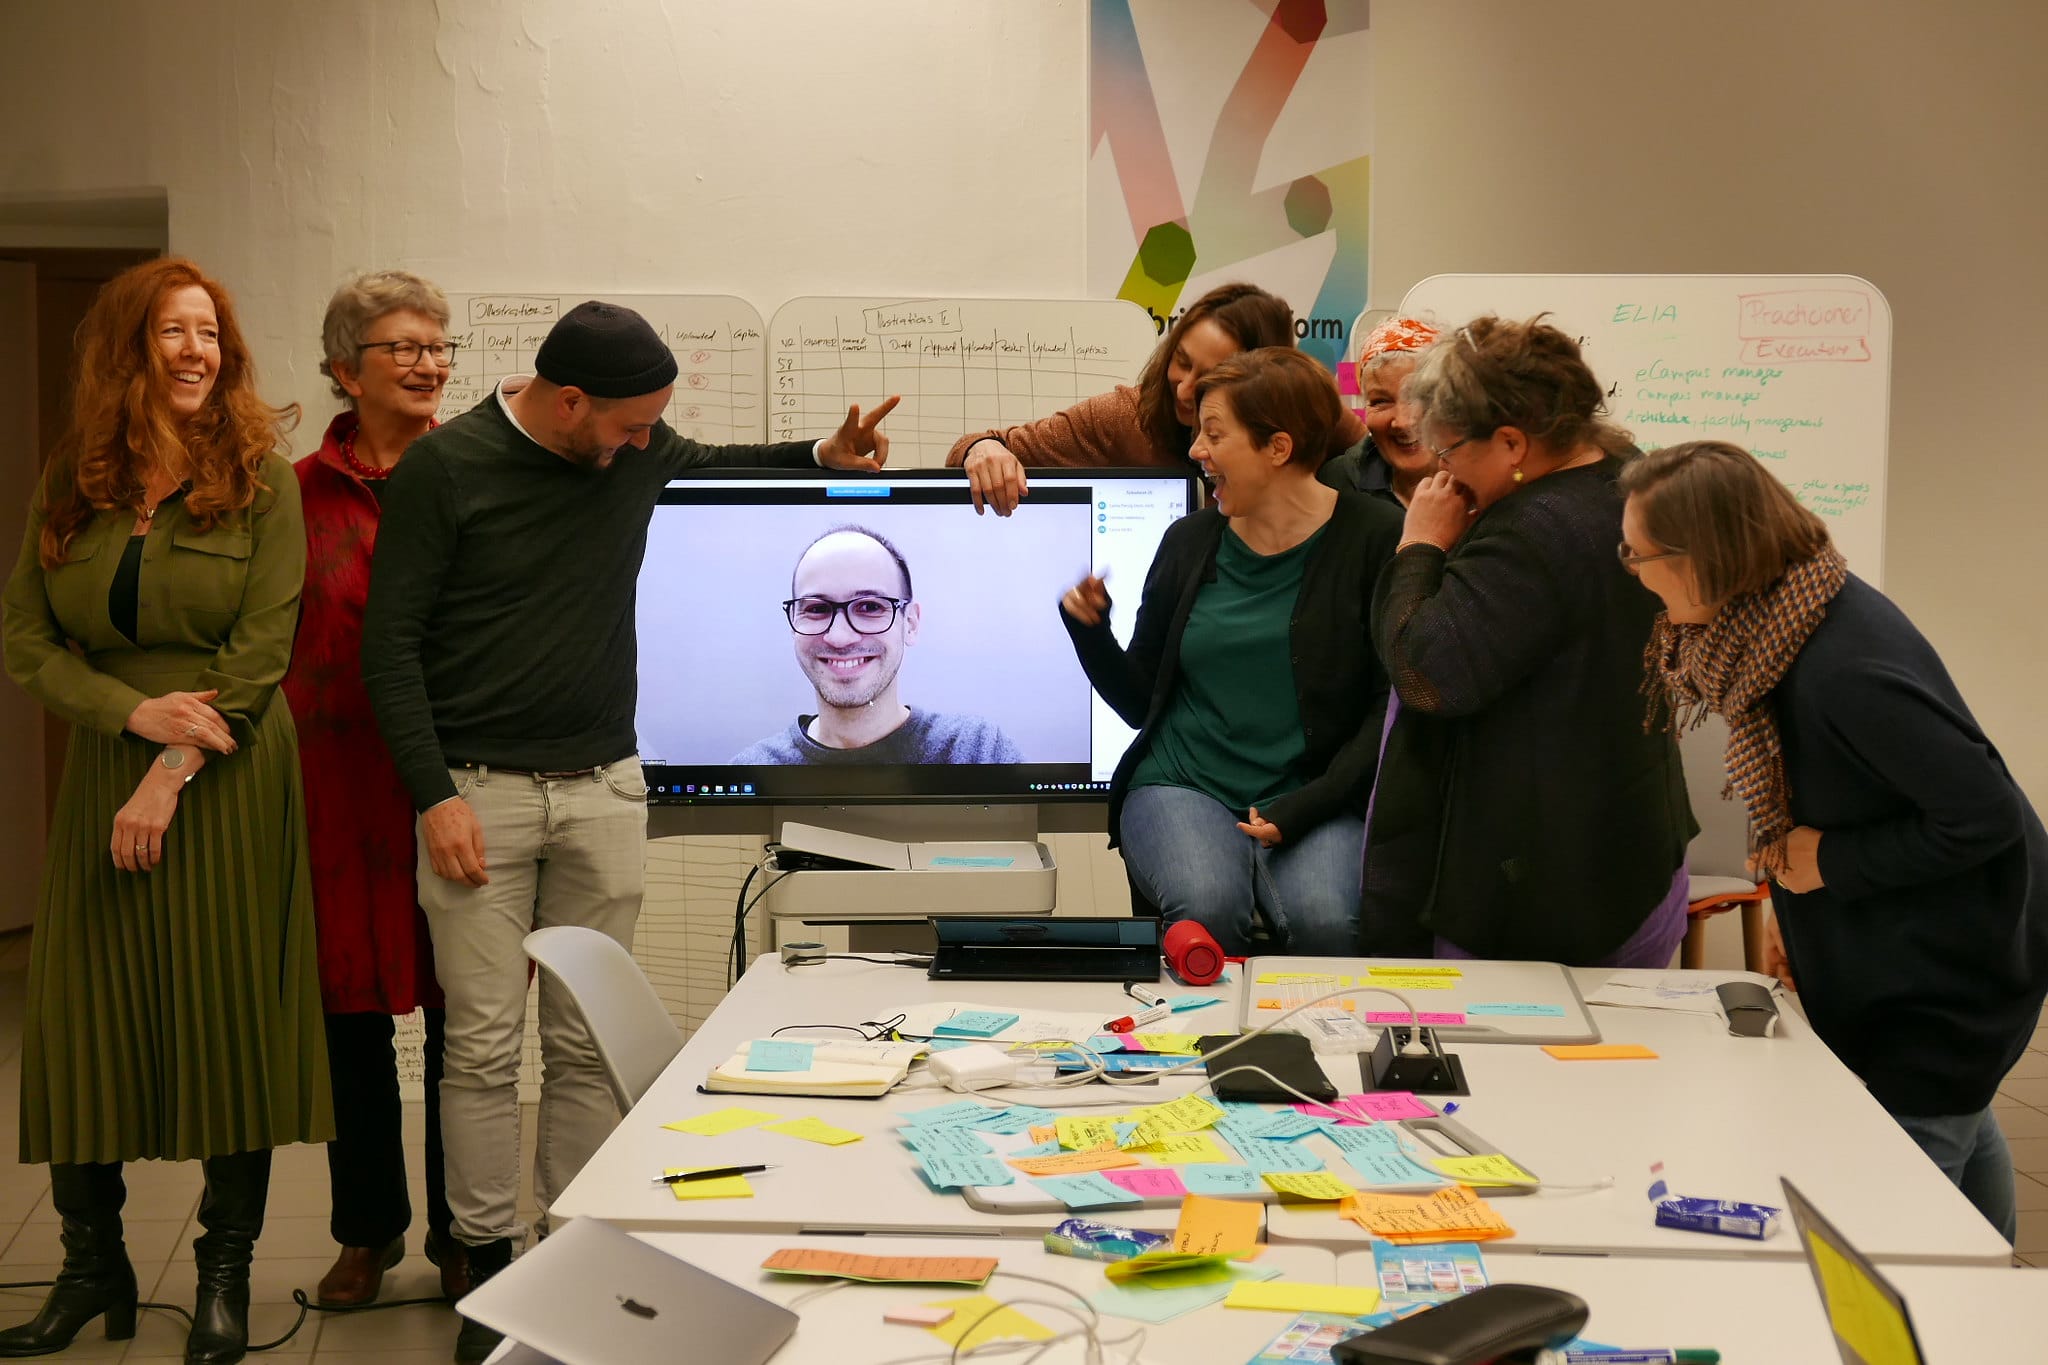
1061, 349, 1402, 954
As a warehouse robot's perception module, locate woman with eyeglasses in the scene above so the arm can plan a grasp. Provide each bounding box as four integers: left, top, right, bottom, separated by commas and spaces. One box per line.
1621, 439, 2048, 1243
1363, 315, 1694, 965
1061, 348, 1402, 954
278, 271, 466, 1310
947, 282, 1364, 515
1, 258, 329, 1363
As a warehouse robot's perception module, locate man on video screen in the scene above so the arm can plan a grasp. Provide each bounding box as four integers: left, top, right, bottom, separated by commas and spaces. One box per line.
729, 526, 1024, 764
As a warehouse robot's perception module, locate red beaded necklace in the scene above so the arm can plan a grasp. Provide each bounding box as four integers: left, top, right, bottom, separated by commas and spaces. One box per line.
341, 417, 436, 481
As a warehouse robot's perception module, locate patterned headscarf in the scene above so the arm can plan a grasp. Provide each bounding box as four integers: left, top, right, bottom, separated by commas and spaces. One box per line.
1358, 317, 1440, 365
1645, 547, 1849, 875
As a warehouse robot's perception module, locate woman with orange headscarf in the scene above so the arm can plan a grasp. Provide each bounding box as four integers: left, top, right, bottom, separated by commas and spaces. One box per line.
1322, 316, 1441, 507
1, 259, 330, 1363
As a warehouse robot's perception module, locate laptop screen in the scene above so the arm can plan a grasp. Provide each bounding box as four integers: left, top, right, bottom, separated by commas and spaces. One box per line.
1780, 1178, 1925, 1365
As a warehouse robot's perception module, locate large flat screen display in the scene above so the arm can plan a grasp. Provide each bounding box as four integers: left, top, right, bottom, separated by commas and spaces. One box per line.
635, 470, 1195, 804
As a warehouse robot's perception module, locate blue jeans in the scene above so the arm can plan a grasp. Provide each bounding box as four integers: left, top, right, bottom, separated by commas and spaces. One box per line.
1119, 784, 1362, 956
1889, 1105, 2017, 1244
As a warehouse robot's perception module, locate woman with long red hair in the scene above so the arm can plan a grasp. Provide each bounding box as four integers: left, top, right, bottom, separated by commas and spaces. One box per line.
0, 258, 330, 1364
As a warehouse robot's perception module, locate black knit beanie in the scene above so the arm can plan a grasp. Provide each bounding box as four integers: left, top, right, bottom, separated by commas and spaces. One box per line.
533, 301, 679, 398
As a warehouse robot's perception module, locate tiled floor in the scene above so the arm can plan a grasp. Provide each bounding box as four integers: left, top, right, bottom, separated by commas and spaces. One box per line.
0, 928, 542, 1362
0, 926, 2043, 1360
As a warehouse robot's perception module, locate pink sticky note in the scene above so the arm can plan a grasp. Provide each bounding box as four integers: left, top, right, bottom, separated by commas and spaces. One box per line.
1102, 1168, 1187, 1199
1354, 1092, 1438, 1122
1114, 1033, 1143, 1052
1365, 1011, 1467, 1026
1293, 1099, 1371, 1127
1337, 360, 1361, 396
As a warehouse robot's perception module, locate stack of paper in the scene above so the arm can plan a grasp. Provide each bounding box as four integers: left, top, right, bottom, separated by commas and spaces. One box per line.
1338, 1184, 1515, 1244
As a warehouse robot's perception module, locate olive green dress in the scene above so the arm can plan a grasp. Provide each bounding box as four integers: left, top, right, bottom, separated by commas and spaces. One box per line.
1, 453, 332, 1163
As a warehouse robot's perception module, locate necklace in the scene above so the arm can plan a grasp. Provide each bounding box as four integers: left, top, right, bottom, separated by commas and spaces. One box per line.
342, 416, 436, 481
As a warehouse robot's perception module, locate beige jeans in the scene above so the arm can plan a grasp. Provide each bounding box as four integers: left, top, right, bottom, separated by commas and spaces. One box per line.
416, 758, 647, 1245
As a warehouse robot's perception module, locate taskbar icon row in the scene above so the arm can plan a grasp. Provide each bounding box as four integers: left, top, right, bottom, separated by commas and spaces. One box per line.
655, 782, 754, 796
1029, 782, 1111, 793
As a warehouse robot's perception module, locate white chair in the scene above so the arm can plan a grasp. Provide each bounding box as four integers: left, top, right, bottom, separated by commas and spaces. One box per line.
1676, 713, 1770, 972
522, 926, 684, 1111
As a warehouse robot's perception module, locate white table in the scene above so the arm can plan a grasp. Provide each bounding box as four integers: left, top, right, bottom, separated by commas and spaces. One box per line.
1335, 1251, 2048, 1361
491, 1232, 1339, 1365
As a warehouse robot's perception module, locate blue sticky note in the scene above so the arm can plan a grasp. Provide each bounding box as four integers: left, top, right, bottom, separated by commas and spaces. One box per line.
899, 1125, 991, 1157
744, 1040, 814, 1072
933, 1010, 1021, 1038
970, 1106, 1049, 1135
1166, 994, 1217, 1012
917, 1152, 1014, 1189
1248, 1111, 1327, 1141
928, 1039, 975, 1052
1178, 1165, 1266, 1197
907, 1100, 997, 1128
1322, 1124, 1401, 1158
1035, 1173, 1141, 1209
1086, 1034, 1127, 1054
1467, 1002, 1568, 1017
1114, 1122, 1142, 1144
929, 855, 1018, 868
1237, 1139, 1325, 1173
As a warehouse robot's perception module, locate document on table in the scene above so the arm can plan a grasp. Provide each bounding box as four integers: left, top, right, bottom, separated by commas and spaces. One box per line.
1585, 970, 1776, 1015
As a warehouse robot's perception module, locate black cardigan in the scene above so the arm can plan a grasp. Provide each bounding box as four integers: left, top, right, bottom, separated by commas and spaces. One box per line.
1063, 493, 1403, 847
1366, 459, 1695, 962
1774, 576, 2048, 1116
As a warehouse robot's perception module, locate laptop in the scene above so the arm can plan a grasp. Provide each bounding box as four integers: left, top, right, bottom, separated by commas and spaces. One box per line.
456, 1217, 798, 1365
927, 915, 1161, 982
1781, 1177, 1926, 1365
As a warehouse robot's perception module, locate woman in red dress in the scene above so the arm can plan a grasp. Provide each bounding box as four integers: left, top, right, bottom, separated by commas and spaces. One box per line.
282, 270, 464, 1306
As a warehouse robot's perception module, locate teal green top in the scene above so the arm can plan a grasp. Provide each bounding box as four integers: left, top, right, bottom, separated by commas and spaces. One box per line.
1129, 524, 1323, 813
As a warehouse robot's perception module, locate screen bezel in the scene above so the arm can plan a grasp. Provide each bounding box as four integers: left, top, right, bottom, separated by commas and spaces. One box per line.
638, 465, 1198, 807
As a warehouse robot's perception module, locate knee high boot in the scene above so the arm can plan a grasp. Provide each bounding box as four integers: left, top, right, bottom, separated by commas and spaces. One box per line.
185, 1149, 271, 1365
0, 1163, 136, 1356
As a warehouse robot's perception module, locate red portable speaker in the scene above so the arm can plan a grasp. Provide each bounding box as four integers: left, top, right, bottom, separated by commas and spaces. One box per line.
1163, 921, 1225, 986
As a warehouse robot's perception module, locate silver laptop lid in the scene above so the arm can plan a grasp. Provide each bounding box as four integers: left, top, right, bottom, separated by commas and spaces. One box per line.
457, 1218, 798, 1365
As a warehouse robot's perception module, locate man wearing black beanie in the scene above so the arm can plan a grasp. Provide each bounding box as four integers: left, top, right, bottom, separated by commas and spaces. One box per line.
361, 300, 894, 1363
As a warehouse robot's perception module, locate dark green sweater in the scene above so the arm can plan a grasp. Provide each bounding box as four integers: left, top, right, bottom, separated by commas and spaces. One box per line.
362, 394, 814, 809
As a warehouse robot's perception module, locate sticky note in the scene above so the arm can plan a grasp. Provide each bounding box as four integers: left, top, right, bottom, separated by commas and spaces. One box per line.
664, 1167, 754, 1200
924, 1294, 1054, 1350
1119, 1094, 1227, 1148
1433, 1154, 1538, 1186
1127, 1032, 1204, 1055
1007, 1139, 1063, 1159
934, 1010, 1020, 1038
1009, 1148, 1141, 1177
1102, 1168, 1188, 1199
1247, 1111, 1327, 1141
916, 1153, 1014, 1189
763, 1117, 861, 1146
1224, 1281, 1381, 1315
1179, 1165, 1267, 1198
1257, 972, 1350, 984
742, 1039, 815, 1072
1367, 966, 1463, 978
1352, 1092, 1438, 1121
929, 855, 1017, 868
664, 1107, 779, 1136
1085, 1034, 1126, 1054
760, 1247, 995, 1285
1359, 974, 1455, 990
1141, 1133, 1232, 1165
967, 1106, 1052, 1135
1089, 1264, 1280, 1323
907, 1100, 1000, 1128
1341, 1185, 1515, 1244
1543, 1043, 1659, 1060
1345, 1148, 1453, 1188
1264, 1172, 1355, 1202
1237, 1140, 1325, 1173
1104, 1252, 1233, 1283
1364, 1011, 1467, 1026
1467, 1002, 1567, 1016
1055, 1116, 1120, 1151
1166, 994, 1217, 1012
1173, 1192, 1263, 1256
1034, 1173, 1142, 1209
900, 1126, 991, 1158
885, 1305, 956, 1326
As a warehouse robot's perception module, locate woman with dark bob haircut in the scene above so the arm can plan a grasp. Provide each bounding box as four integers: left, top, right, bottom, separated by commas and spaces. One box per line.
1622, 439, 2048, 1244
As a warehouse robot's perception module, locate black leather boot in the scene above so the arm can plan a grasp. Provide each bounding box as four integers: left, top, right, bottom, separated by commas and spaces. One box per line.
0, 1162, 136, 1357
451, 1237, 513, 1364
185, 1149, 271, 1365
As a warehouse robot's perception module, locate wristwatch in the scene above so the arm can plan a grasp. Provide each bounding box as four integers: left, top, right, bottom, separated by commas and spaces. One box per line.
158, 749, 196, 784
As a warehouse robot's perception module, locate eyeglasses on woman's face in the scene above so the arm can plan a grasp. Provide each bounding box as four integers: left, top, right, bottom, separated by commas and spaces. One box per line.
359, 339, 459, 368
1616, 542, 1688, 573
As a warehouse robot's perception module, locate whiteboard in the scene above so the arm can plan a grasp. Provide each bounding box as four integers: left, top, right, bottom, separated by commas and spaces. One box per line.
438, 293, 767, 443
1239, 956, 1601, 1046
1395, 275, 1891, 583
765, 297, 1162, 467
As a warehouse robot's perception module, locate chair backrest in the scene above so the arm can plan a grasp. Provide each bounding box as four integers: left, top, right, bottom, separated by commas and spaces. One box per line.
522, 926, 684, 1112
1678, 713, 1754, 881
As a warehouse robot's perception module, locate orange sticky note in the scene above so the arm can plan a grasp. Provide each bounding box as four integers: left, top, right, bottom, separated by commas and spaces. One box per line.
1542, 1043, 1659, 1060
1172, 1193, 1263, 1256
1007, 1149, 1141, 1177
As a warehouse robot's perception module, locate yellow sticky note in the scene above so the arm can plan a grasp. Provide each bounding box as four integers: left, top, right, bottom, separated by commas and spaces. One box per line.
1140, 1132, 1232, 1165
1173, 1193, 1263, 1257
762, 1117, 863, 1146
1432, 1154, 1537, 1186
1224, 1281, 1382, 1315
1263, 1172, 1355, 1202
1807, 1231, 1921, 1365
1258, 997, 1354, 1011
1054, 1116, 1119, 1151
1542, 1043, 1658, 1060
924, 1294, 1055, 1351
664, 1107, 780, 1136
1120, 1094, 1228, 1148
1256, 973, 1351, 985
1366, 965, 1463, 978
663, 1167, 754, 1200
1360, 974, 1456, 990
1127, 1032, 1204, 1055
1103, 1252, 1236, 1285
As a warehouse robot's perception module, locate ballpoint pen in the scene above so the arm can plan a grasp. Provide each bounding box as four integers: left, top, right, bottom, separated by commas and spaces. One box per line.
653, 1164, 776, 1184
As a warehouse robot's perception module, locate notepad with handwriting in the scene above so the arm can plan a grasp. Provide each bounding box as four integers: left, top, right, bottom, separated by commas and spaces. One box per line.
704, 1039, 923, 1097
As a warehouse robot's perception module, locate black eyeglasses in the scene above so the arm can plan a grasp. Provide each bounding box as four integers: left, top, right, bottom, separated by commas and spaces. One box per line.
1617, 542, 1687, 572
782, 595, 910, 635
359, 339, 459, 367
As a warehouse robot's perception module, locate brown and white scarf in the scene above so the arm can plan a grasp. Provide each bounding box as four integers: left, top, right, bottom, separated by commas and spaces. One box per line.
1644, 547, 1849, 875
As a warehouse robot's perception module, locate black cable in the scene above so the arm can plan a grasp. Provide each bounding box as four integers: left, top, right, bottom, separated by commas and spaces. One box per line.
728, 869, 793, 987
729, 863, 759, 987
823, 954, 932, 966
